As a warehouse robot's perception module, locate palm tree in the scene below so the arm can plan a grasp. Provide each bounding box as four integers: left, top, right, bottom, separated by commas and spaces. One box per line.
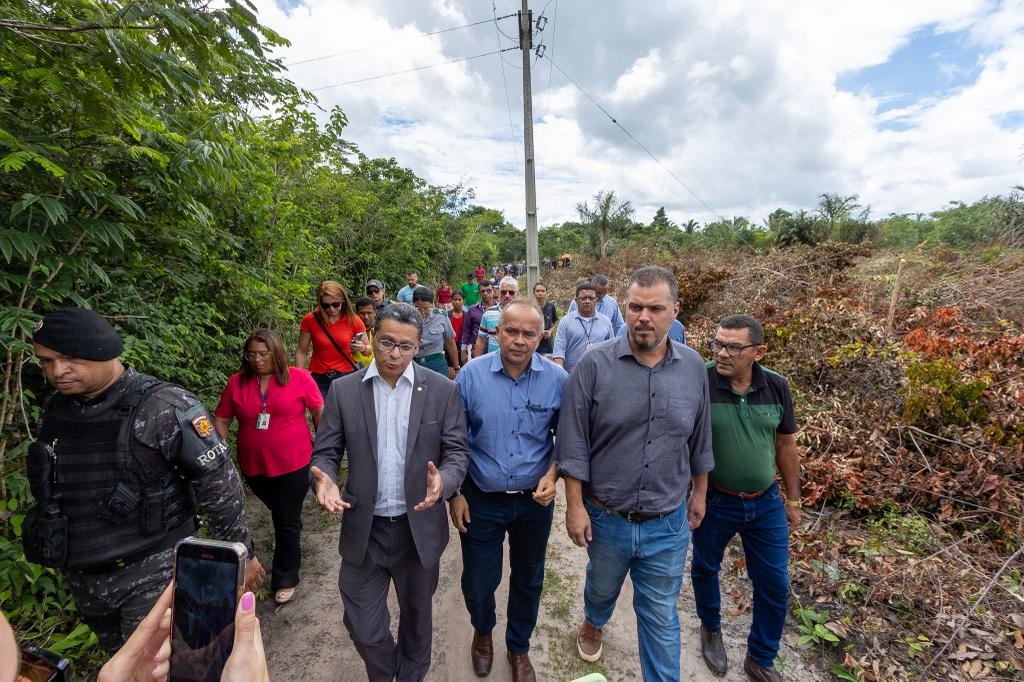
576, 190, 634, 261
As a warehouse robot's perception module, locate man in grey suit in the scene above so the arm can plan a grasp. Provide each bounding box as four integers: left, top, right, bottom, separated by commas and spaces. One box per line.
310, 302, 470, 682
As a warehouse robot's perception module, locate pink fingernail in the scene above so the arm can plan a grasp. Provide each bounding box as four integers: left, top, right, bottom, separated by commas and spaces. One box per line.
241, 592, 255, 611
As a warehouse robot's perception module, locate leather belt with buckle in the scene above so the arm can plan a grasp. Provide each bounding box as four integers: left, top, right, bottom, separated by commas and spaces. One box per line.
711, 483, 770, 499
373, 513, 408, 522
588, 496, 664, 523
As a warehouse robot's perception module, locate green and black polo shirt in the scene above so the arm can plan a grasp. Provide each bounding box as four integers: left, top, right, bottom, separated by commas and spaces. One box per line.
706, 361, 797, 493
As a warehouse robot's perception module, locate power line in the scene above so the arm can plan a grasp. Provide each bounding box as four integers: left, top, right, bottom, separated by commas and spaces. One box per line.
542, 55, 728, 224
286, 14, 517, 67
311, 48, 516, 91
493, 0, 521, 173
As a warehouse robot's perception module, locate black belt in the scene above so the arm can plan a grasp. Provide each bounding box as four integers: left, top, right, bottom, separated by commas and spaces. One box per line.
315, 368, 354, 379
76, 520, 196, 574
588, 496, 668, 523
373, 513, 408, 522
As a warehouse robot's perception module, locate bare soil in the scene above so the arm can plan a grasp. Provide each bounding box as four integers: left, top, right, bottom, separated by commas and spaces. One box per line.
247, 482, 826, 681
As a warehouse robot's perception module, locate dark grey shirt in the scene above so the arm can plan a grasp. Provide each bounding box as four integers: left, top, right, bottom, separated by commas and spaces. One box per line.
555, 335, 714, 515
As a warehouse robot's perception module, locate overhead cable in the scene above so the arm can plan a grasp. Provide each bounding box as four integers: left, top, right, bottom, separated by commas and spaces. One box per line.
311, 47, 517, 91
542, 56, 727, 224
287, 14, 516, 67
493, 0, 521, 172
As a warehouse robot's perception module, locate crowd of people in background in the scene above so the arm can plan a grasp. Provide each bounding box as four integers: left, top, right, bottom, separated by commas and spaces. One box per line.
9, 262, 803, 682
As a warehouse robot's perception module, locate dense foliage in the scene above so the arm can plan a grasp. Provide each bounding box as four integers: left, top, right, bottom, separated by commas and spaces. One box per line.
1, 0, 1021, 676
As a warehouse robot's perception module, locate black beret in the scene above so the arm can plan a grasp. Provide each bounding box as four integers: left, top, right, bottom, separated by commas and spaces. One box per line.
33, 307, 123, 361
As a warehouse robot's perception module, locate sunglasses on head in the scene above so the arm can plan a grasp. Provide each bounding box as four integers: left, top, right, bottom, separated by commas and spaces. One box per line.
320, 301, 343, 309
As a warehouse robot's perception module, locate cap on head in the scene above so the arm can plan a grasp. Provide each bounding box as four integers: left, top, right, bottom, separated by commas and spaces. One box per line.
33, 307, 123, 360
366, 279, 384, 291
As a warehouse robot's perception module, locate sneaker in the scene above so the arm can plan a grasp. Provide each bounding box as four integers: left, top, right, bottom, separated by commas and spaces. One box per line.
743, 655, 782, 681
576, 621, 603, 662
700, 624, 728, 676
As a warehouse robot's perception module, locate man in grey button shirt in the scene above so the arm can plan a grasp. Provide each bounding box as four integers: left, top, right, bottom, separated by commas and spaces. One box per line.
556, 265, 714, 682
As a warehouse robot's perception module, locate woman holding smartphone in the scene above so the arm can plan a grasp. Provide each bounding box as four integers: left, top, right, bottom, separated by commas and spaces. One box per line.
295, 280, 367, 399
214, 329, 323, 605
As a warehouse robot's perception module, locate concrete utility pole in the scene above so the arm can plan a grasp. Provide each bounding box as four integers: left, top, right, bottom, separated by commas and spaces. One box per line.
519, 0, 540, 291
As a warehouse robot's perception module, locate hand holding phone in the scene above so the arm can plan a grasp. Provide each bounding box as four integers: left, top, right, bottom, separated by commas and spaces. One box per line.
169, 538, 246, 682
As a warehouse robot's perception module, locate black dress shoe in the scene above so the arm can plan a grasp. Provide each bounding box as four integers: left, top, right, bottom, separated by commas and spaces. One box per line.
507, 651, 536, 682
744, 655, 782, 681
700, 624, 728, 677
471, 632, 493, 677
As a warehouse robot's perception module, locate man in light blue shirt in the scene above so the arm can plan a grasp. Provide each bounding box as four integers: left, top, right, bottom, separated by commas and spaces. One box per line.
452, 300, 568, 680
554, 283, 616, 373
396, 270, 423, 304
567, 274, 625, 335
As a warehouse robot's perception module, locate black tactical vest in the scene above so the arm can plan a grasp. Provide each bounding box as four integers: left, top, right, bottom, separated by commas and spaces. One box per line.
30, 374, 196, 570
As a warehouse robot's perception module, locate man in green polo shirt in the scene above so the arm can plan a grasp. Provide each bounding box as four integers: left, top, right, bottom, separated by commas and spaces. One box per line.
691, 314, 802, 682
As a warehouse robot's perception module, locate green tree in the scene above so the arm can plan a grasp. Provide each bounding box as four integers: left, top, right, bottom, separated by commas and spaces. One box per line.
576, 190, 634, 261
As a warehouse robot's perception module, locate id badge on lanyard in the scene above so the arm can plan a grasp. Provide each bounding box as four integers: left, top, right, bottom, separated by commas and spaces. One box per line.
256, 383, 270, 430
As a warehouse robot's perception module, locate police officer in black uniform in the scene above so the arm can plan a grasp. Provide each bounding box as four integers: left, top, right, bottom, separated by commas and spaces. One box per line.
23, 307, 265, 652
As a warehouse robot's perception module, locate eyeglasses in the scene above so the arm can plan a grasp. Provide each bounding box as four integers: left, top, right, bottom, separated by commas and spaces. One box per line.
245, 350, 272, 360
366, 287, 380, 294
376, 337, 418, 355
320, 301, 344, 310
499, 290, 517, 297
710, 339, 756, 357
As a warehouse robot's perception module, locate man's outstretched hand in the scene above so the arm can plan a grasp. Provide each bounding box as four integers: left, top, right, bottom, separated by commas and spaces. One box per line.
413, 461, 443, 512
311, 465, 350, 512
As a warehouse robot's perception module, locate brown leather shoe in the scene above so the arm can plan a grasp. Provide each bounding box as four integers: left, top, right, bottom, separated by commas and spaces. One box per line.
576, 621, 603, 662
471, 632, 493, 677
743, 655, 782, 681
507, 652, 536, 682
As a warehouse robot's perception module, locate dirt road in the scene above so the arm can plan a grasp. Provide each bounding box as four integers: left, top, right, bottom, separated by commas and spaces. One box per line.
250, 483, 825, 681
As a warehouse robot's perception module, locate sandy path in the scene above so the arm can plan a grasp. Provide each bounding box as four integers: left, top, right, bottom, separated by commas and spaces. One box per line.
250, 482, 825, 681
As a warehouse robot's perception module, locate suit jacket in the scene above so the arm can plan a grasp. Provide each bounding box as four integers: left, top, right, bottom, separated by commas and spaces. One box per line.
310, 364, 469, 568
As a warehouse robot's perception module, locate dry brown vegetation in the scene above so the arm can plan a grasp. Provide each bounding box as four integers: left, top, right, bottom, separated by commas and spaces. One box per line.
541, 242, 1024, 680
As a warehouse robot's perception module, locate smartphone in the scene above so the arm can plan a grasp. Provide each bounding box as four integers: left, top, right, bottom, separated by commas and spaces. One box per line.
17, 647, 70, 682
169, 538, 247, 682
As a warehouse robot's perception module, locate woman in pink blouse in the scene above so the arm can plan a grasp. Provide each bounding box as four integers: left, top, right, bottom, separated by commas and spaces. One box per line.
214, 329, 323, 605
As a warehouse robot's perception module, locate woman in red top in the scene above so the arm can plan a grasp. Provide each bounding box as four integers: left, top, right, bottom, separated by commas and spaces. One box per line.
215, 329, 323, 604
437, 278, 453, 312
448, 291, 466, 365
296, 280, 368, 399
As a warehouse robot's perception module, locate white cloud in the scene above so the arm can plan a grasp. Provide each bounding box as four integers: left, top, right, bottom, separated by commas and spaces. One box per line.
609, 49, 666, 104
253, 0, 1024, 230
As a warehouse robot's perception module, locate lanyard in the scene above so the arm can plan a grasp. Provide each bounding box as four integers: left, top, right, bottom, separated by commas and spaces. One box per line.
256, 379, 269, 412
578, 314, 597, 342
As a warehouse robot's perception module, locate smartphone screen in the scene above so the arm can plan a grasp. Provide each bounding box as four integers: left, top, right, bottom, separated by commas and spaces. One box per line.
169, 540, 245, 682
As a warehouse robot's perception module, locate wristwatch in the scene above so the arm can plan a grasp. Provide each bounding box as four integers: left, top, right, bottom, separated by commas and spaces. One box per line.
784, 497, 802, 508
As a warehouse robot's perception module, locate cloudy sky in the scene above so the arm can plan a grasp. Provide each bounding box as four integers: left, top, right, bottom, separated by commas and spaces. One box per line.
254, 0, 1024, 228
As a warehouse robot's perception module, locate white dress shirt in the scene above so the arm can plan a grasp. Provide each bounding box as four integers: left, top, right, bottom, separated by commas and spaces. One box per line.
362, 361, 416, 516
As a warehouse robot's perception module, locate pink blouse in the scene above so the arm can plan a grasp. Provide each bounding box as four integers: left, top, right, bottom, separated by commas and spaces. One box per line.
215, 367, 323, 477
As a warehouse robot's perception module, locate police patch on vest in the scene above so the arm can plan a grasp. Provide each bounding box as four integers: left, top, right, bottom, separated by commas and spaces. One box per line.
191, 414, 214, 438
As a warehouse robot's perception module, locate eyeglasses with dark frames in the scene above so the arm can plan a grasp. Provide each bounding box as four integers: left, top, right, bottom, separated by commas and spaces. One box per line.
376, 337, 418, 356
320, 300, 344, 310
710, 339, 756, 357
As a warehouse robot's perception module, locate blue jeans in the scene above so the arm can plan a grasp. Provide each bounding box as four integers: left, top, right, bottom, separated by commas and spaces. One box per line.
583, 498, 689, 682
690, 481, 790, 668
459, 482, 554, 653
